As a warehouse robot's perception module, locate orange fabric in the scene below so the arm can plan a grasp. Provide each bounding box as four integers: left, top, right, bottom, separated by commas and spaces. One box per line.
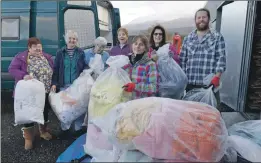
173, 35, 182, 54
172, 103, 222, 162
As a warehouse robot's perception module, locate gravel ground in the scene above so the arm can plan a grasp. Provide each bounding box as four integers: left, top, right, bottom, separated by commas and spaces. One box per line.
1, 107, 75, 162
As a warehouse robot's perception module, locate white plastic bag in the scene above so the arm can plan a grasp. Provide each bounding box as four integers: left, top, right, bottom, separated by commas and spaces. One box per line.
228, 120, 261, 146
105, 55, 130, 68
182, 86, 217, 107
88, 55, 132, 119
89, 54, 104, 80
49, 69, 94, 129
91, 97, 227, 162
226, 135, 261, 162
14, 79, 45, 125
157, 44, 188, 99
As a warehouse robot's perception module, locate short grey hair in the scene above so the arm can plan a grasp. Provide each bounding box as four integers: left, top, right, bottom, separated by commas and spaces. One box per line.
64, 30, 78, 44
94, 37, 107, 46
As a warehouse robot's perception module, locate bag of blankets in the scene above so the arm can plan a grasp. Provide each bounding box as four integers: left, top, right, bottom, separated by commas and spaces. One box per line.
84, 55, 132, 158
49, 69, 94, 130
89, 97, 228, 162
156, 43, 188, 99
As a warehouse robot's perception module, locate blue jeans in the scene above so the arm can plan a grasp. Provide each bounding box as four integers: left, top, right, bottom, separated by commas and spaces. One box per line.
60, 85, 85, 131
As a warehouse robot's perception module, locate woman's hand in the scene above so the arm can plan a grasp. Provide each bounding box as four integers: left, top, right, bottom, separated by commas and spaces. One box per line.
23, 75, 33, 81
51, 85, 56, 92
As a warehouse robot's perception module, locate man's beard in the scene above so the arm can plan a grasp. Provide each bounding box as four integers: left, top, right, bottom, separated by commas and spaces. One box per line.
196, 22, 209, 31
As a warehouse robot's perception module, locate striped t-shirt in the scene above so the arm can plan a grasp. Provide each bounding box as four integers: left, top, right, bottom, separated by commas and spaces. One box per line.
67, 48, 75, 59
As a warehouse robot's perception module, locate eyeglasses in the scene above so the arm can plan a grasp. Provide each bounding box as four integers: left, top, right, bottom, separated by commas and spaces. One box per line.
154, 33, 163, 36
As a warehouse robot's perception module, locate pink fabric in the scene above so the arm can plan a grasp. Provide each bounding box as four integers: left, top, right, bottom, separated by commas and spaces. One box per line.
133, 114, 175, 159
86, 124, 113, 150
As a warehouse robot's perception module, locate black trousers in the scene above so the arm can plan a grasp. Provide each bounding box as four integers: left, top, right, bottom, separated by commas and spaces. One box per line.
24, 93, 50, 128
185, 84, 221, 111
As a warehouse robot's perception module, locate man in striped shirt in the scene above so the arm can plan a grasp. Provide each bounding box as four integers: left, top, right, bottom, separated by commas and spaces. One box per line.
180, 8, 226, 110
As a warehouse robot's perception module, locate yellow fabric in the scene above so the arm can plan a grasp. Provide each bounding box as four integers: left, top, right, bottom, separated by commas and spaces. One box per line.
115, 99, 161, 142
88, 77, 131, 118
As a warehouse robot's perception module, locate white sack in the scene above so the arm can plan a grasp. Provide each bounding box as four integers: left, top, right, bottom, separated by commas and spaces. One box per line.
49, 69, 94, 129
14, 79, 45, 125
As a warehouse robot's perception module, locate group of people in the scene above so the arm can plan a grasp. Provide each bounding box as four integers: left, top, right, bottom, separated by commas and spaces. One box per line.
8, 8, 226, 150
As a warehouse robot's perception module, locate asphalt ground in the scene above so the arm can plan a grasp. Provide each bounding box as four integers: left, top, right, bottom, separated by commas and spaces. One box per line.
1, 94, 76, 163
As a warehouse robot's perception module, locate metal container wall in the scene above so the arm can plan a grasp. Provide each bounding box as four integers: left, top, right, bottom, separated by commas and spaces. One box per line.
219, 1, 248, 111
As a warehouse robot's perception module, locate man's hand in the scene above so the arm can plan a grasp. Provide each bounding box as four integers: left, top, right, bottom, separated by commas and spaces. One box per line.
23, 75, 33, 81
51, 85, 56, 92
122, 83, 135, 92
211, 76, 220, 88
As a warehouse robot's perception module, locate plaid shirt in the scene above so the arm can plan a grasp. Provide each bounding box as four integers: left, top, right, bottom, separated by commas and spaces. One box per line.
122, 53, 159, 99
180, 29, 226, 85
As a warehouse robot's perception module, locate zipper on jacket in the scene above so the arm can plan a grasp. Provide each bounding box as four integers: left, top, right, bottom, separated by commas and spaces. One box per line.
70, 58, 72, 84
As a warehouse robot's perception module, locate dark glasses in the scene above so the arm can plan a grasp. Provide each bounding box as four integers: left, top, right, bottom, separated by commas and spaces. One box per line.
154, 33, 163, 36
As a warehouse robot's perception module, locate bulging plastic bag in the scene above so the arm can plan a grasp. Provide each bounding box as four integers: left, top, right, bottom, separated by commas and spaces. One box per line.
225, 135, 261, 162
84, 123, 113, 159
14, 79, 45, 125
49, 69, 94, 129
228, 120, 261, 146
182, 86, 217, 108
157, 44, 188, 99
89, 54, 104, 80
88, 55, 132, 119
91, 97, 228, 162
105, 55, 130, 68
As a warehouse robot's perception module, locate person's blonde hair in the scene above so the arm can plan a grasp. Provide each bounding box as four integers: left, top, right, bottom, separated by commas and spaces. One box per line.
132, 35, 149, 52
117, 27, 129, 37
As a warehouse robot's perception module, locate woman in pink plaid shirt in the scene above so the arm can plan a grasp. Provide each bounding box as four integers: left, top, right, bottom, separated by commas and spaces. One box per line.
122, 35, 159, 99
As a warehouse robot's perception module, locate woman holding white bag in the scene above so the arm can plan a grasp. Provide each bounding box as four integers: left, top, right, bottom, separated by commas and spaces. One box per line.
84, 37, 110, 79
8, 37, 54, 150
51, 30, 86, 139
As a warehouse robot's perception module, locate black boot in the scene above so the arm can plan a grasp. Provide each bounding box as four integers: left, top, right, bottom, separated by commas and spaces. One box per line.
56, 129, 73, 140
72, 128, 87, 139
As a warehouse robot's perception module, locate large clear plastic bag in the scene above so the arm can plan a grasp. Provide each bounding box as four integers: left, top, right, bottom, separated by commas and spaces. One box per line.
88, 55, 132, 119
156, 44, 188, 99
91, 97, 228, 162
85, 55, 132, 158
49, 69, 94, 129
89, 54, 104, 80
228, 120, 261, 146
14, 79, 45, 125
182, 86, 217, 108
225, 135, 261, 162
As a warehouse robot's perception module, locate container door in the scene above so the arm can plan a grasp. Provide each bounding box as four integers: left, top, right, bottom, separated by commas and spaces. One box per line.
58, 1, 99, 49
218, 1, 249, 111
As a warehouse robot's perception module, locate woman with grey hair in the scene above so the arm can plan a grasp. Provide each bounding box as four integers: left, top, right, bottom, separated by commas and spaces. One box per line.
51, 30, 86, 139
84, 36, 110, 70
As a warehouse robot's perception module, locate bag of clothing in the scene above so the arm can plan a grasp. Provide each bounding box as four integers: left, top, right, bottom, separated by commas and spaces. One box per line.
182, 86, 217, 108
228, 120, 261, 146
85, 55, 132, 158
156, 44, 188, 99
88, 55, 132, 119
91, 97, 228, 162
49, 69, 94, 130
89, 54, 104, 80
14, 79, 45, 125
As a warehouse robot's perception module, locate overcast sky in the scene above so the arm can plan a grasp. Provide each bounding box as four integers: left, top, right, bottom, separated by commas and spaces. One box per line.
111, 1, 207, 25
